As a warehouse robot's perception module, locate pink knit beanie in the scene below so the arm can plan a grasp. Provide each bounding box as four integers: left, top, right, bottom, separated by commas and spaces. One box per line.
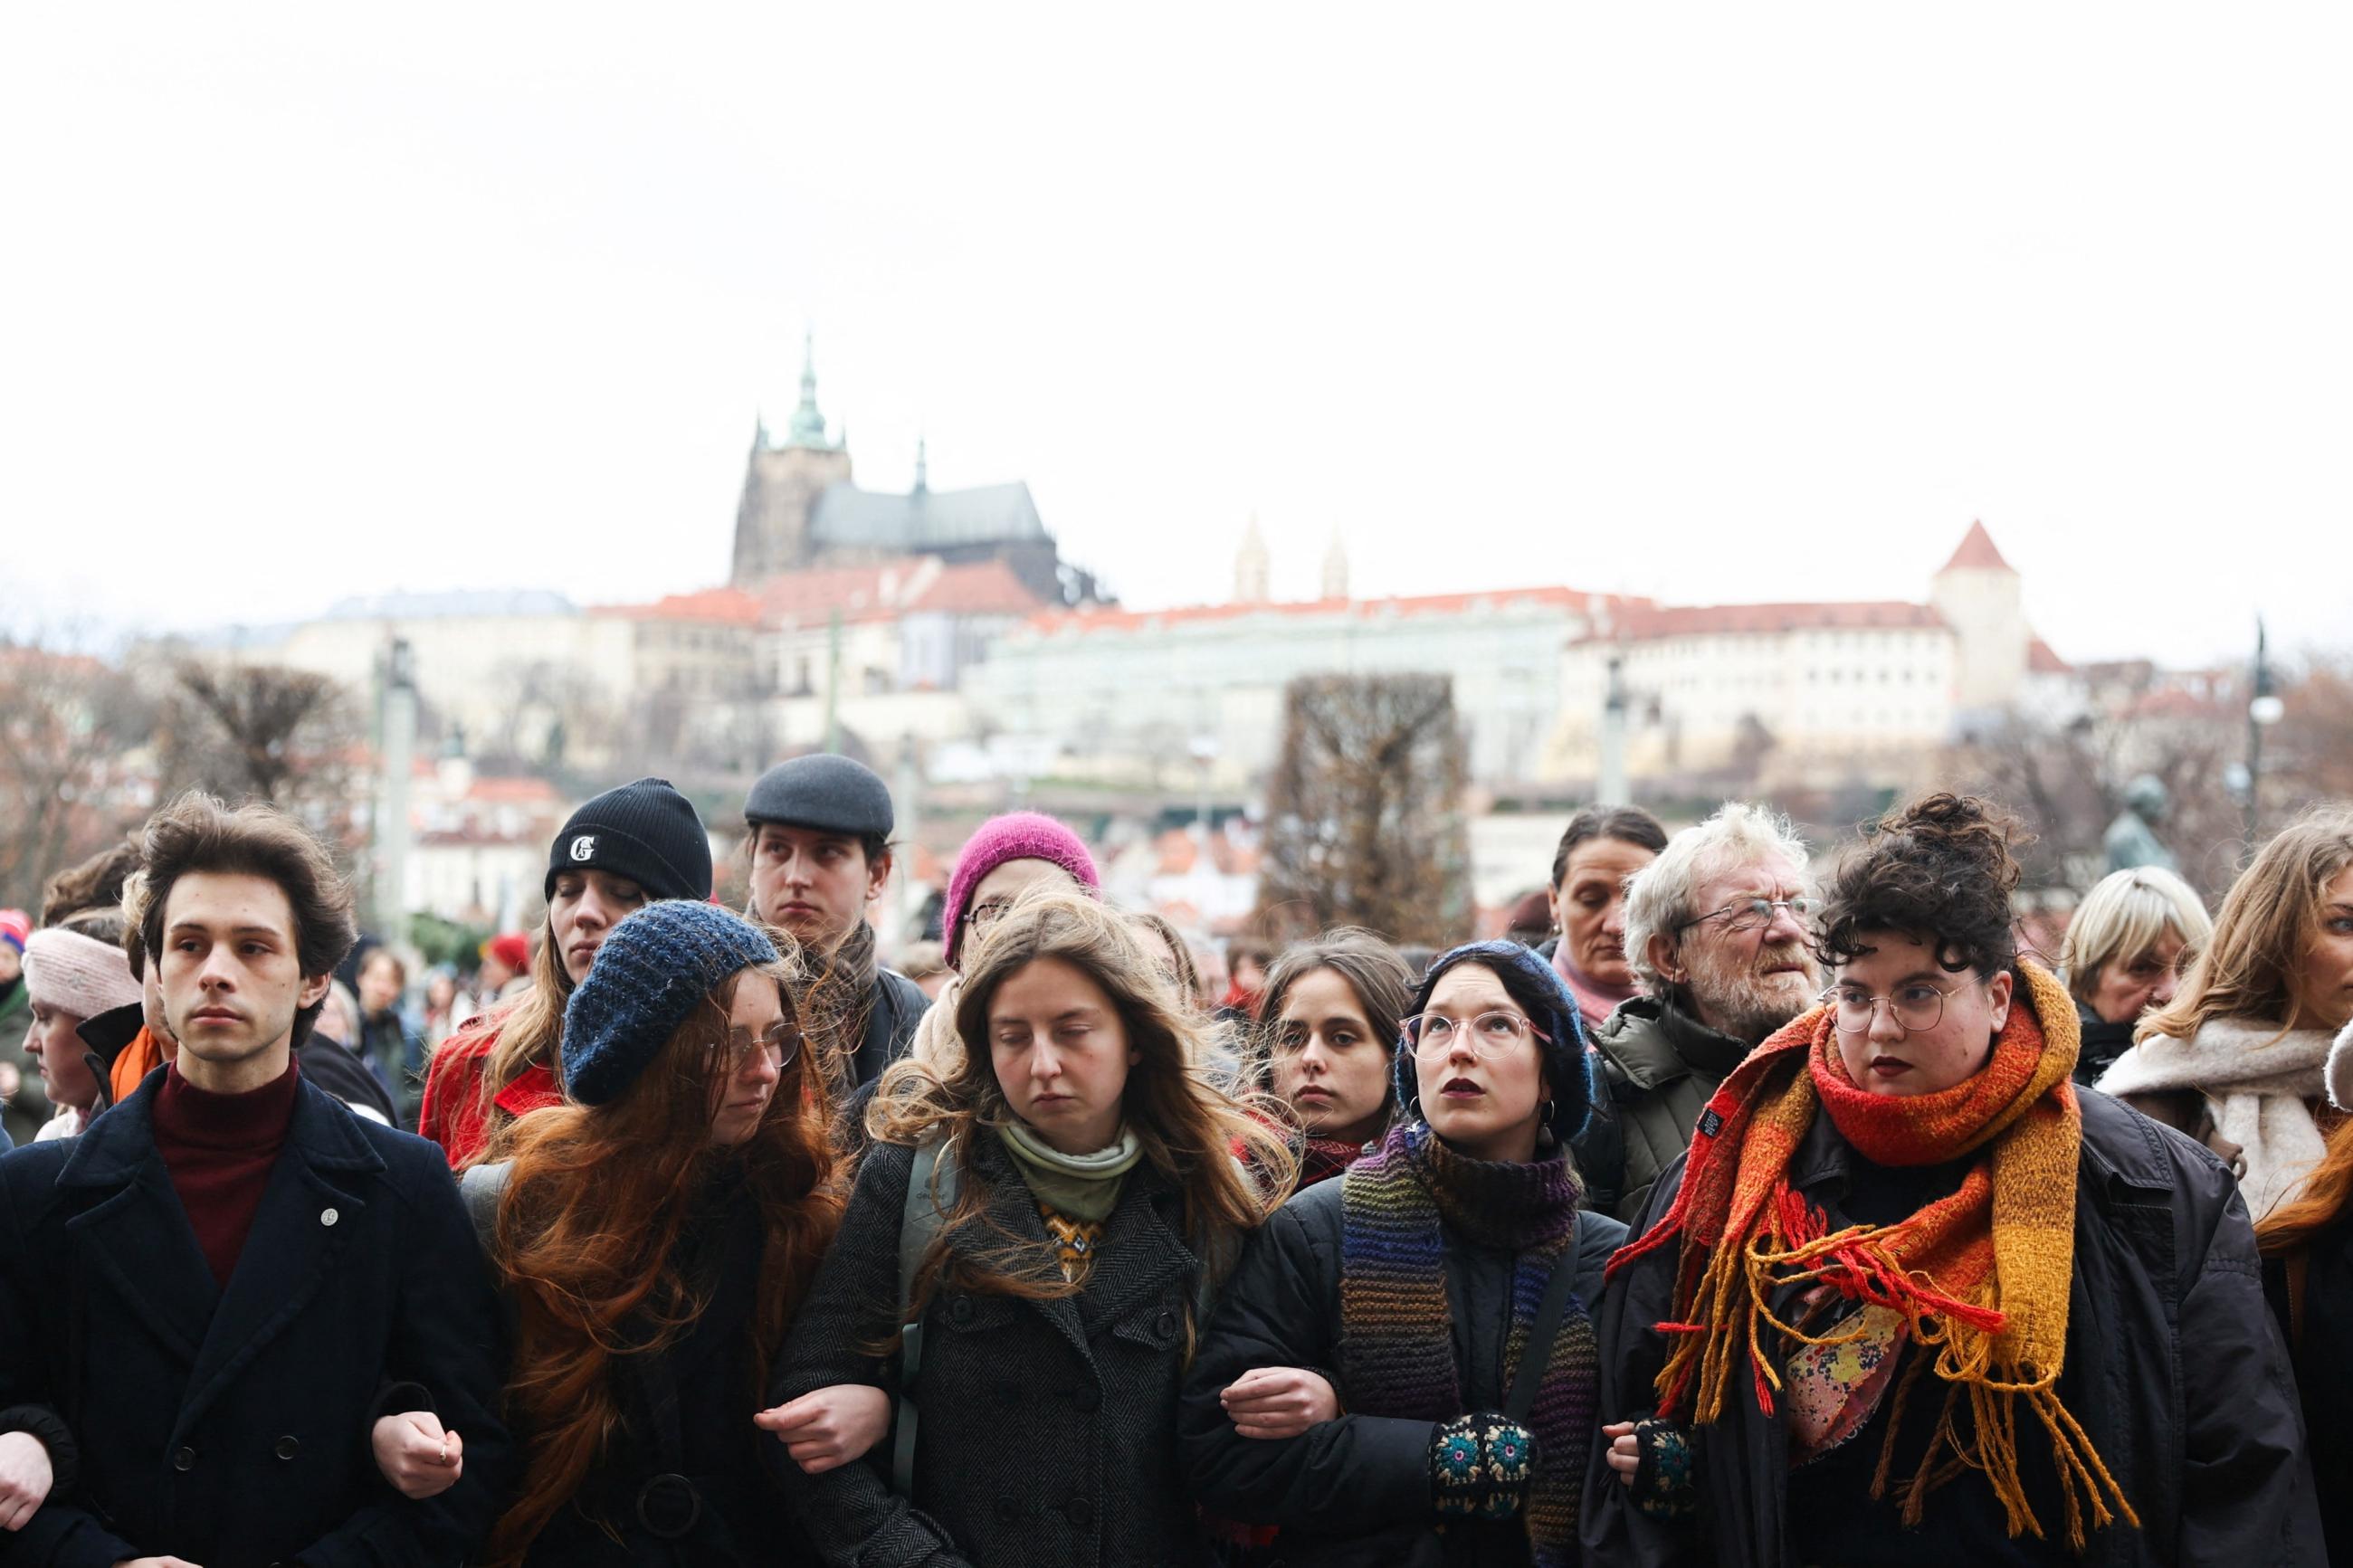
23, 927, 140, 1021
941, 812, 1102, 964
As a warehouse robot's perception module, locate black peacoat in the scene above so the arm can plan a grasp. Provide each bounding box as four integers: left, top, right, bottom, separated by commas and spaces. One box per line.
769, 1132, 1215, 1568
0, 1069, 514, 1568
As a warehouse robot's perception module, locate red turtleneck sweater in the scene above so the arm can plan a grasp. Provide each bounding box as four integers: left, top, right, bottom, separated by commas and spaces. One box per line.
152, 1059, 302, 1289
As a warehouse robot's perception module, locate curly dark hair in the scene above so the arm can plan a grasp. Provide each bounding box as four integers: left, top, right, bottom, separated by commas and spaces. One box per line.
1816, 794, 2026, 980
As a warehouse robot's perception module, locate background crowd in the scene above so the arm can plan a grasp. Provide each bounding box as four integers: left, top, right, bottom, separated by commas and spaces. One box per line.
0, 754, 2347, 1567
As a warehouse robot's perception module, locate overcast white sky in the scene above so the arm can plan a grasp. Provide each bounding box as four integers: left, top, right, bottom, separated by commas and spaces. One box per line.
5, 4, 2345, 668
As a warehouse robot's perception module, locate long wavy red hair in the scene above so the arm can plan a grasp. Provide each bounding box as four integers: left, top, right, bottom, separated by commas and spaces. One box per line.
481, 961, 842, 1563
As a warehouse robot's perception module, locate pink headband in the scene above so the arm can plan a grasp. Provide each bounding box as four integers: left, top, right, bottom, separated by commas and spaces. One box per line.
23, 927, 140, 1021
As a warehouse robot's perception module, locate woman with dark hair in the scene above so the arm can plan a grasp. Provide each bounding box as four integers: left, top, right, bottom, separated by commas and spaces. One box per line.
419, 778, 714, 1168
2258, 1025, 2353, 1564
464, 900, 843, 1564
1257, 928, 1417, 1187
1588, 794, 2323, 1566
1184, 940, 1625, 1568
771, 889, 1291, 1567
1543, 807, 1670, 1035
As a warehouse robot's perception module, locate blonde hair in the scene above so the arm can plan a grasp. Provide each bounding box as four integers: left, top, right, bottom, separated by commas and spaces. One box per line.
2058, 866, 2214, 1006
866, 888, 1293, 1320
2139, 806, 2353, 1044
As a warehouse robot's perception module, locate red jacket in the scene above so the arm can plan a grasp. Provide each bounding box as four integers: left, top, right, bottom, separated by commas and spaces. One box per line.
416, 1016, 562, 1170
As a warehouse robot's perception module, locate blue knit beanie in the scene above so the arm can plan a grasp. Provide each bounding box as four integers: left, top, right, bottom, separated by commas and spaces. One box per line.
561, 901, 780, 1106
1393, 939, 1595, 1145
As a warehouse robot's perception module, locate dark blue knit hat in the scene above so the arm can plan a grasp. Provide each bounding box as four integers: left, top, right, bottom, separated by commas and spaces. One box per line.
1393, 939, 1595, 1145
561, 901, 780, 1106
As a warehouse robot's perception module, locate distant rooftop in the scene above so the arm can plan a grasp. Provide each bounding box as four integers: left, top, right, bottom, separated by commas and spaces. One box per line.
1939, 519, 2015, 574
810, 481, 1047, 553
1023, 584, 1643, 637
1584, 601, 1948, 642
322, 589, 578, 620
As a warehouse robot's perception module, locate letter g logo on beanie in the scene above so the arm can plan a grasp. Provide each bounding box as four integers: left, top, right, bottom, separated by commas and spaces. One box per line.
570, 835, 597, 862
544, 778, 712, 906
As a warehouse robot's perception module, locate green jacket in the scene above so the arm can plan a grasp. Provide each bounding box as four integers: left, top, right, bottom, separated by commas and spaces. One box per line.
1589, 995, 1753, 1225
0, 977, 43, 1147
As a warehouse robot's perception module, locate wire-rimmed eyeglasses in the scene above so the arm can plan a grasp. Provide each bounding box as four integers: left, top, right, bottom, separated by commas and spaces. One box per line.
1403, 1010, 1552, 1059
1673, 896, 1819, 936
1819, 982, 1955, 1036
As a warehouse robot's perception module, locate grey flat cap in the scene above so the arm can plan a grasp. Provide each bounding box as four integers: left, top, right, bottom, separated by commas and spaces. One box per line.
744, 753, 895, 838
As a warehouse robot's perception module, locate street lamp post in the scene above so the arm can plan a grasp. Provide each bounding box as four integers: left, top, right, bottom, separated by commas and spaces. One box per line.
2241, 618, 2284, 850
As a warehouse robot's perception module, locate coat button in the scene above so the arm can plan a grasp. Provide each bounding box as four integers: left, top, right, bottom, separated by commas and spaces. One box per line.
319, 1208, 338, 1227
996, 1496, 1021, 1523
1154, 1309, 1178, 1339
1065, 1497, 1095, 1527
1069, 1385, 1100, 1412
274, 1436, 300, 1460
172, 1446, 196, 1470
948, 1296, 975, 1326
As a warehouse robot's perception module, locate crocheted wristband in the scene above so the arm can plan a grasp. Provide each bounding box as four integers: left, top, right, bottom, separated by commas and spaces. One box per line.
1630, 1417, 1697, 1522
0, 1404, 80, 1497
1429, 1411, 1538, 1521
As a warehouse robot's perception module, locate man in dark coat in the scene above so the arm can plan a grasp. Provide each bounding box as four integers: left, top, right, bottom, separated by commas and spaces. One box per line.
743, 753, 927, 1088
0, 793, 512, 1565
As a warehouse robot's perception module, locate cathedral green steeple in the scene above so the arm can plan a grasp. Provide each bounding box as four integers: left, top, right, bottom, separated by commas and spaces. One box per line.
786, 329, 835, 450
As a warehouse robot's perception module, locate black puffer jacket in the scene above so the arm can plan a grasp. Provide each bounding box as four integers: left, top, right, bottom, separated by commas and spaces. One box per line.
1180, 1174, 1626, 1567
770, 1134, 1216, 1568
1586, 998, 1750, 1225
1582, 1088, 2326, 1567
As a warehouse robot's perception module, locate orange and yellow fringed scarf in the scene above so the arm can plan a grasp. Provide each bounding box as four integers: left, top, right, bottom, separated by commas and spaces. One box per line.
1607, 962, 2137, 1549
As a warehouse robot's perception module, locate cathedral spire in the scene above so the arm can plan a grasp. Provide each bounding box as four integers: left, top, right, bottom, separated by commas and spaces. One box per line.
786, 329, 832, 450
913, 432, 929, 495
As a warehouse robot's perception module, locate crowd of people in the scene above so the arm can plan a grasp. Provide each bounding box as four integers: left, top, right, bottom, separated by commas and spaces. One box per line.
0, 755, 2347, 1567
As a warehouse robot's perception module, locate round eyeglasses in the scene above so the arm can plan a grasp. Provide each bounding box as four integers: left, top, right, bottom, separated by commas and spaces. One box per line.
1403, 1010, 1551, 1059
1821, 983, 1955, 1036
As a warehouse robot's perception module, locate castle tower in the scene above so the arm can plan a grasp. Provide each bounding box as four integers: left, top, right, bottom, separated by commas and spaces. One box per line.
1234, 515, 1271, 604
1929, 519, 2029, 711
730, 332, 854, 586
1320, 527, 1350, 602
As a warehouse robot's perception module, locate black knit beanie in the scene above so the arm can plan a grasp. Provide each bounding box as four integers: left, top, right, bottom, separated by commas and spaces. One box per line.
546, 777, 713, 905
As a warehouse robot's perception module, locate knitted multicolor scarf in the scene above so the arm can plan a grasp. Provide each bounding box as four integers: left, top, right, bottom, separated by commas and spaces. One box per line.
1610, 962, 2137, 1549
1339, 1120, 1596, 1568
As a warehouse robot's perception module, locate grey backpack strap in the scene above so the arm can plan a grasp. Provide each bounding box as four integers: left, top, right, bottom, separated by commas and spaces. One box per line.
891, 1136, 956, 1497
459, 1161, 510, 1254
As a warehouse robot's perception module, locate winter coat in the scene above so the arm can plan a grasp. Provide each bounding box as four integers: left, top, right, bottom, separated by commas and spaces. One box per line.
2071, 1000, 2138, 1089
357, 1008, 425, 1130
2265, 1212, 2353, 1567
1586, 998, 1751, 1225
418, 1016, 562, 1169
1180, 1174, 1626, 1568
462, 1163, 814, 1567
1582, 1087, 2326, 1567
852, 967, 929, 1088
771, 1133, 1216, 1568
0, 977, 43, 1147
0, 1071, 514, 1568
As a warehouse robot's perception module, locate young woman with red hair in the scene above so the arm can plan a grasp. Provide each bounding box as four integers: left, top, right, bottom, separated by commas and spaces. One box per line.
463, 900, 847, 1565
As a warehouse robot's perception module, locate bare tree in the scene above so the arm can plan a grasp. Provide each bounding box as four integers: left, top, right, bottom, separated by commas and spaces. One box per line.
0, 641, 155, 910
152, 657, 366, 862
1254, 673, 1472, 946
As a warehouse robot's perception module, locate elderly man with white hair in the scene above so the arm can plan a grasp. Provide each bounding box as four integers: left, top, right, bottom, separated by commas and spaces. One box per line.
1585, 802, 1822, 1222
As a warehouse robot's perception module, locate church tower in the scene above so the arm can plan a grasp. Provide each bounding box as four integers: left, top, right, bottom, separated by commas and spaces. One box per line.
730, 332, 855, 586
1233, 515, 1272, 604
1320, 527, 1350, 602
1929, 519, 2030, 712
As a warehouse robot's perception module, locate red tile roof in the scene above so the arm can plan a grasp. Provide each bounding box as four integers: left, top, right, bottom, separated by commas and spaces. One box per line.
1939, 519, 2014, 574
1023, 586, 1646, 636
2027, 636, 2072, 675
1585, 601, 1948, 641
592, 586, 766, 626
748, 556, 1042, 626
